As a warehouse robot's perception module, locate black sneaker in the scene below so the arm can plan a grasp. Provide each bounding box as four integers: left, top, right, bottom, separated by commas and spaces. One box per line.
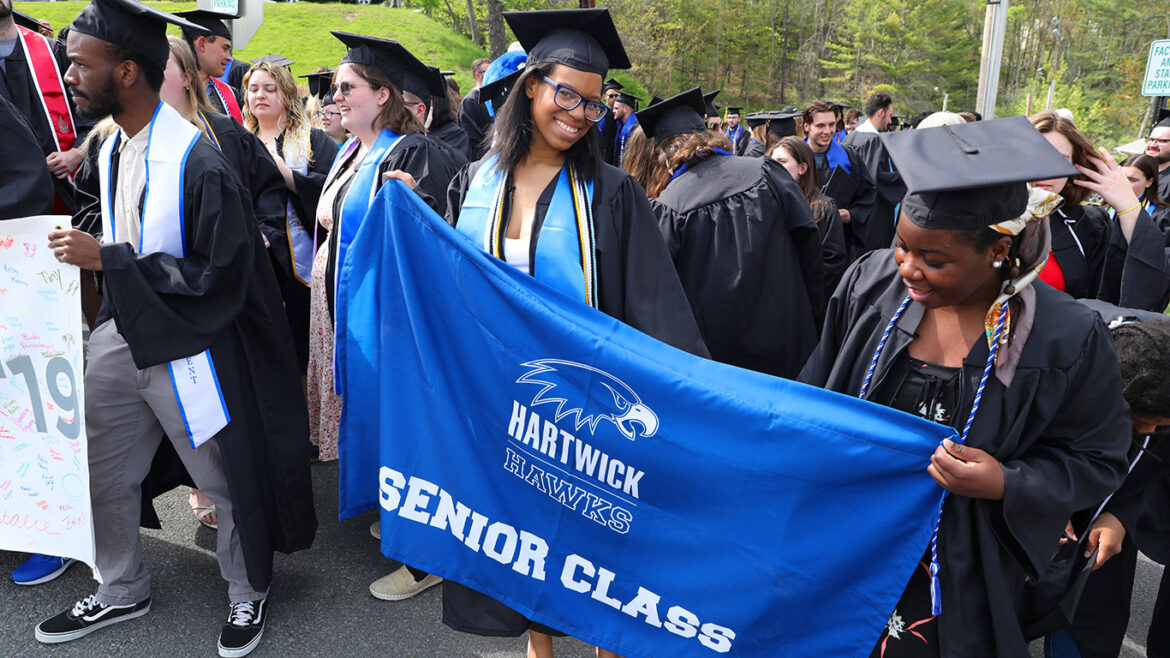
217, 598, 266, 657
35, 594, 151, 643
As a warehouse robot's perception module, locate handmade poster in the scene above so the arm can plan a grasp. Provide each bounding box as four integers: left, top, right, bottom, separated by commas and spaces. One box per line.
0, 215, 93, 567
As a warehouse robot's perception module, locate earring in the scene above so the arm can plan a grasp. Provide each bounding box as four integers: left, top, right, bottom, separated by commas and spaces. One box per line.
992, 261, 1002, 269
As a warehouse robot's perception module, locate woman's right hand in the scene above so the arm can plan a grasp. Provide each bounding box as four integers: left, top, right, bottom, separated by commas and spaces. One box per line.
1084, 512, 1126, 570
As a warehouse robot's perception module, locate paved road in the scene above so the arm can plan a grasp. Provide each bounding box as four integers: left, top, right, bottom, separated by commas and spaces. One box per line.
1, 461, 1162, 657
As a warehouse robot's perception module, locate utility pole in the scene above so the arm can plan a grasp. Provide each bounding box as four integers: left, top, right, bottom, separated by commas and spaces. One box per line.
975, 0, 1010, 119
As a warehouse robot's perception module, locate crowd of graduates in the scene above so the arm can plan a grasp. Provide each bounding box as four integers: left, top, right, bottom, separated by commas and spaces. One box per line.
6, 0, 1170, 655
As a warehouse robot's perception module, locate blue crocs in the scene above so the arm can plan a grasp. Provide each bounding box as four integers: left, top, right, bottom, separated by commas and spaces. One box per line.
13, 554, 77, 586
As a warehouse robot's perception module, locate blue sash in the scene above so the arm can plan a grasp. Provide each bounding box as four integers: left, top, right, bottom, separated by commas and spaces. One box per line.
456, 155, 598, 308
98, 103, 230, 448
669, 147, 732, 182
328, 129, 404, 312
723, 124, 742, 144
614, 114, 638, 166
812, 136, 852, 175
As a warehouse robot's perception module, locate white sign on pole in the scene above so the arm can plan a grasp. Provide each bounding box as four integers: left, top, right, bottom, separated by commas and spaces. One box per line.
0, 216, 94, 568
198, 0, 263, 51
1142, 40, 1170, 97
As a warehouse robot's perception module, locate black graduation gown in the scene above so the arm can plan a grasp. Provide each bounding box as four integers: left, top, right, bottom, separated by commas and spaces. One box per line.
813, 194, 849, 302
0, 32, 94, 213
1158, 167, 1170, 208
446, 159, 710, 359
815, 144, 878, 261
798, 251, 1131, 657
200, 111, 289, 252
459, 87, 493, 160
742, 139, 766, 158
431, 118, 472, 162
1049, 203, 1170, 312
652, 155, 823, 378
843, 129, 905, 254
0, 93, 53, 219
322, 131, 462, 318
79, 135, 317, 593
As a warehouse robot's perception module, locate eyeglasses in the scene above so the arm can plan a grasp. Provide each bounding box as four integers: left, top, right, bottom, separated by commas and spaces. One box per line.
541, 77, 608, 123
318, 110, 341, 120
329, 81, 374, 97
1148, 136, 1170, 145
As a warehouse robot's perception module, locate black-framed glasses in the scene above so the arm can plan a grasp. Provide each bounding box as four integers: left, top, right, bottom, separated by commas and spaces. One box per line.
329, 81, 374, 97
541, 76, 608, 123
318, 110, 341, 120
1148, 136, 1170, 145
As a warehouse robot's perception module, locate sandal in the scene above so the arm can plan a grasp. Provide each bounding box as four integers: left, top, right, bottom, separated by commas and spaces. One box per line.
192, 505, 218, 530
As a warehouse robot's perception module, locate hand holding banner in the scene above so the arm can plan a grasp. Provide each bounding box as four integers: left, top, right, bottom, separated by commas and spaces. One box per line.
0, 215, 94, 568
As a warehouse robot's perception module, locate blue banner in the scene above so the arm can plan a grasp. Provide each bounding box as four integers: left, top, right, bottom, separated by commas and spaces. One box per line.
337, 182, 956, 657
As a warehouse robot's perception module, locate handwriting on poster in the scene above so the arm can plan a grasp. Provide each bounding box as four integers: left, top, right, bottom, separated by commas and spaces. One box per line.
0, 216, 93, 565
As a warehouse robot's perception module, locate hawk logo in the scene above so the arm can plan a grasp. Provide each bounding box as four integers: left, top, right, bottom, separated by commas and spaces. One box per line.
517, 359, 658, 441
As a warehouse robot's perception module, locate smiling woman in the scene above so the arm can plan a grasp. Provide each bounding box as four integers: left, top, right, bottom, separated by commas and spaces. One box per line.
440, 8, 707, 658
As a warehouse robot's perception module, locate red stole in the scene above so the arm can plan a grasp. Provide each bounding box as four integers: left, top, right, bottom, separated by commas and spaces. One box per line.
17, 26, 75, 152
210, 77, 244, 123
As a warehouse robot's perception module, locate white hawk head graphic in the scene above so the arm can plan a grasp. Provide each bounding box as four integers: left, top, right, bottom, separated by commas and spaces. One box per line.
517, 359, 659, 441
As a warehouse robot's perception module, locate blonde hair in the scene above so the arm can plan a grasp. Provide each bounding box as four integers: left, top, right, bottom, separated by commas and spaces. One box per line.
165, 36, 211, 137
243, 62, 313, 169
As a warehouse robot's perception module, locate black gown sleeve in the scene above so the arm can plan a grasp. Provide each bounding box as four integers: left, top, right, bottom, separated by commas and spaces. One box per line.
377, 135, 458, 217
840, 147, 880, 250
444, 161, 475, 227
460, 89, 492, 160
0, 94, 53, 220
238, 127, 289, 253
99, 150, 255, 369
1098, 206, 1170, 311
815, 195, 849, 301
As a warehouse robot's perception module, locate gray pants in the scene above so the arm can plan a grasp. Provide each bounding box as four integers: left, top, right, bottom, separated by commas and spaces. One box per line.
86, 320, 265, 606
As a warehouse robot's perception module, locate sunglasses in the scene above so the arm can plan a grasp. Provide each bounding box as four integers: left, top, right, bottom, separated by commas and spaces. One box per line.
329, 81, 375, 97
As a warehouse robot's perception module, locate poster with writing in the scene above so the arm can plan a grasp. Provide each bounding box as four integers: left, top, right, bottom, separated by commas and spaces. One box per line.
0, 215, 94, 567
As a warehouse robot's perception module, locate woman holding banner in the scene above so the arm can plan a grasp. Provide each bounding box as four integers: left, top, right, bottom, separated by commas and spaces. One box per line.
427, 7, 707, 658
799, 118, 1132, 657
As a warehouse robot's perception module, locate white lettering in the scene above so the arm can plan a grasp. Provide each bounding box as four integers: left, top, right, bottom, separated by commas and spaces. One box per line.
512, 531, 548, 580
590, 567, 623, 610
560, 554, 593, 593
378, 466, 406, 512
664, 605, 700, 638
620, 587, 663, 627
399, 476, 437, 523
699, 623, 736, 653
463, 511, 489, 551
429, 488, 471, 541
508, 400, 526, 440
482, 522, 518, 565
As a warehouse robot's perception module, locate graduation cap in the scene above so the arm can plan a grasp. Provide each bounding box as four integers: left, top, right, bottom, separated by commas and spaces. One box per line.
71, 0, 209, 71
322, 94, 336, 107
649, 95, 664, 106
253, 54, 295, 69
503, 8, 631, 74
725, 106, 743, 116
634, 87, 706, 140
614, 91, 643, 110
703, 89, 720, 118
12, 9, 51, 35
1156, 107, 1170, 129
299, 70, 335, 100
603, 78, 623, 92
440, 70, 455, 76
881, 116, 1080, 229
825, 99, 850, 109
479, 68, 523, 116
745, 112, 768, 129
753, 110, 801, 138
332, 31, 431, 99
173, 9, 235, 40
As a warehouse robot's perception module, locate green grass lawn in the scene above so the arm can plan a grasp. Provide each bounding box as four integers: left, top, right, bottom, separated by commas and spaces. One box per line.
21, 1, 488, 94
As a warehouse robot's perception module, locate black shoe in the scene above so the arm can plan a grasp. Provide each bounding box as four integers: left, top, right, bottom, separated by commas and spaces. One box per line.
35, 594, 151, 644
217, 598, 266, 658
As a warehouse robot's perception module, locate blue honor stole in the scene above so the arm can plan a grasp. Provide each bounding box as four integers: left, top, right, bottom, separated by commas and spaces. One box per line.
456, 155, 598, 308
98, 102, 230, 448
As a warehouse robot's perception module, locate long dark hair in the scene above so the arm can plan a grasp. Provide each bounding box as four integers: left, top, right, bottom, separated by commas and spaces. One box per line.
486, 62, 603, 180
1121, 154, 1170, 208
774, 136, 832, 223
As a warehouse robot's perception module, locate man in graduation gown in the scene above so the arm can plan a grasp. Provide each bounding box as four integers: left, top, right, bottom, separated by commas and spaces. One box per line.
1147, 117, 1170, 203
0, 4, 94, 214
843, 92, 905, 259
0, 92, 53, 218
35, 1, 315, 654
803, 99, 877, 262
722, 106, 750, 155
176, 9, 242, 122
610, 89, 640, 167
459, 58, 493, 159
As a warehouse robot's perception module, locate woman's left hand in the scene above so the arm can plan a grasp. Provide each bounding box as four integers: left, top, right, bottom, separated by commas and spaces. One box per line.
383, 170, 418, 189
927, 439, 1005, 500
1073, 147, 1140, 212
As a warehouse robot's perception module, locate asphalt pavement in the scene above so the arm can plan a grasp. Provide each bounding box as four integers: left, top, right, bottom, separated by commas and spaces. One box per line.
0, 461, 1161, 657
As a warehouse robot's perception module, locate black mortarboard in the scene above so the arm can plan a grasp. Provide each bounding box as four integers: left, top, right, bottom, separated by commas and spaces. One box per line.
407, 66, 449, 107
440, 70, 455, 76
634, 87, 706, 140
703, 89, 720, 118
649, 95, 663, 106
603, 78, 623, 92
12, 9, 49, 34
173, 9, 234, 40
253, 54, 294, 69
504, 9, 631, 74
332, 31, 430, 98
725, 106, 743, 115
479, 68, 523, 115
752, 110, 801, 138
322, 94, 336, 107
71, 0, 209, 71
826, 99, 850, 109
881, 116, 1080, 229
614, 91, 642, 110
745, 112, 767, 129
1156, 108, 1170, 128
299, 70, 335, 100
